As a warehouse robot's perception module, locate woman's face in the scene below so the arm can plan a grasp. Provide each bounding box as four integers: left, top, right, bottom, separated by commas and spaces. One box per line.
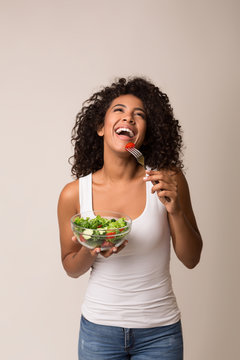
98, 94, 147, 153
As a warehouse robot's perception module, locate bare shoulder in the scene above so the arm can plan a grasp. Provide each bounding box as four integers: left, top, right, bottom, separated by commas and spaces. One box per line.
58, 179, 79, 214
59, 179, 78, 199
165, 168, 189, 192
174, 169, 189, 192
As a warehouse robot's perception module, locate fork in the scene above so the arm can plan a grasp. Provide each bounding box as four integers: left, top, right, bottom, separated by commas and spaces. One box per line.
125, 143, 170, 202
125, 145, 145, 168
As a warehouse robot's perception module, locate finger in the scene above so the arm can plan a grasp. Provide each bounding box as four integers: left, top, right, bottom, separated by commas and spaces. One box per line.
144, 175, 175, 186
146, 169, 177, 177
100, 240, 128, 257
156, 190, 172, 203
72, 236, 78, 244
156, 189, 176, 201
91, 247, 101, 256
144, 173, 165, 181
114, 240, 128, 253
145, 171, 177, 185
145, 170, 160, 176
100, 248, 115, 258
151, 182, 176, 194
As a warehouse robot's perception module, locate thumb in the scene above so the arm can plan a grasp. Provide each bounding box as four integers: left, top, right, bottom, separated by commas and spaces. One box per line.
72, 235, 78, 244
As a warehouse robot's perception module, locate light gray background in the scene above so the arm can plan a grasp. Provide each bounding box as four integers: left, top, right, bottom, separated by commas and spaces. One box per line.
1, 0, 239, 359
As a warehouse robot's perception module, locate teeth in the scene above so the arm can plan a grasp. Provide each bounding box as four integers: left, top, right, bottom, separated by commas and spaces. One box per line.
115, 127, 134, 138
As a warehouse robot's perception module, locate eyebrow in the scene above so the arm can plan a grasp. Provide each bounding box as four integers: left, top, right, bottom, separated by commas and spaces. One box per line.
112, 104, 146, 112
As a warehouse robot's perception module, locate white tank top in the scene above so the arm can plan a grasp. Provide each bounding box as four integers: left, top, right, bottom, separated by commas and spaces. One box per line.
80, 173, 180, 328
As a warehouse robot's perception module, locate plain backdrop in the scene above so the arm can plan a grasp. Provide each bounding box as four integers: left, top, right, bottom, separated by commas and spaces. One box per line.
1, 0, 239, 359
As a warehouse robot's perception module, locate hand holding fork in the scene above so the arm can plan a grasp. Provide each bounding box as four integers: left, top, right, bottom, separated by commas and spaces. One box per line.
125, 143, 171, 203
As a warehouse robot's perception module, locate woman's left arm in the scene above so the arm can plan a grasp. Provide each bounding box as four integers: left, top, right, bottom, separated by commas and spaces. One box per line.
144, 169, 203, 269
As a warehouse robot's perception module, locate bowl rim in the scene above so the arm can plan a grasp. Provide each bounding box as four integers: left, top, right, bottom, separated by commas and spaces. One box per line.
70, 210, 132, 233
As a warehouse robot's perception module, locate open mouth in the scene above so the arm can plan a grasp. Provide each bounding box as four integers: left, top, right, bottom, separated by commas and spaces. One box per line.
115, 127, 135, 139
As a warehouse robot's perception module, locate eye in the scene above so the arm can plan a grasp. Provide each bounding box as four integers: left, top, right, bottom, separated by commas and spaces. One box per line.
134, 112, 145, 119
113, 107, 124, 112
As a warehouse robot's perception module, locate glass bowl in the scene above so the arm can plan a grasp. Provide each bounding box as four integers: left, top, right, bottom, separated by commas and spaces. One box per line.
71, 210, 132, 251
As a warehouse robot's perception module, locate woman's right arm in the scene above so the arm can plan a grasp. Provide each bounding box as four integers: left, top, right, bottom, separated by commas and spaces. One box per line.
57, 182, 99, 278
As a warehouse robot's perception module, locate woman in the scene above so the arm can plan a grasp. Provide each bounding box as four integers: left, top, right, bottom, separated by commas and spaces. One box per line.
58, 77, 203, 359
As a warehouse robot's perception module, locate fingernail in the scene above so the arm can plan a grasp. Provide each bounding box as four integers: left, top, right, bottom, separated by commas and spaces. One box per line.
112, 248, 117, 253
143, 176, 148, 181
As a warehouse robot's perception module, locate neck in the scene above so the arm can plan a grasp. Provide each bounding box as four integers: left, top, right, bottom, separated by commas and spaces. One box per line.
97, 151, 142, 183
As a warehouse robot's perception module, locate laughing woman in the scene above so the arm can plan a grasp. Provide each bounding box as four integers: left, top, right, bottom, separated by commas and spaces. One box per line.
57, 77, 203, 360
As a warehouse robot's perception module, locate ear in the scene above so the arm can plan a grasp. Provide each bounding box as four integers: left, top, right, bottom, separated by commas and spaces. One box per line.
97, 124, 104, 137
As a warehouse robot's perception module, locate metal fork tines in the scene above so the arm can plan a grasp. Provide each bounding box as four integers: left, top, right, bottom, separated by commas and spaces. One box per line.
126, 147, 145, 168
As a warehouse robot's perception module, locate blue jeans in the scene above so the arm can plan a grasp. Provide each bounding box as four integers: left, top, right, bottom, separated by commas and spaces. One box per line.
78, 315, 183, 359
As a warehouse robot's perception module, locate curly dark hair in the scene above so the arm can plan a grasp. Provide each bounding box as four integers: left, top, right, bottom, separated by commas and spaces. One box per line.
69, 77, 183, 178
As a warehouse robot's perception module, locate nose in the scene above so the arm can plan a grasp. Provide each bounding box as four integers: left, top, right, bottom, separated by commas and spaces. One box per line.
122, 116, 135, 124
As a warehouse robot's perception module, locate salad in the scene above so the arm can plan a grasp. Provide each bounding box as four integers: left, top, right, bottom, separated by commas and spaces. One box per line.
72, 214, 130, 249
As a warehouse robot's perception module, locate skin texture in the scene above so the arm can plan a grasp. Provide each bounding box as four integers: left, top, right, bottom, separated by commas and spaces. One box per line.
58, 94, 202, 278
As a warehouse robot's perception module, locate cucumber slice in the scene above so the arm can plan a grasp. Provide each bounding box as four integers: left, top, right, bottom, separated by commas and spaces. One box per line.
82, 229, 94, 240
98, 227, 107, 235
